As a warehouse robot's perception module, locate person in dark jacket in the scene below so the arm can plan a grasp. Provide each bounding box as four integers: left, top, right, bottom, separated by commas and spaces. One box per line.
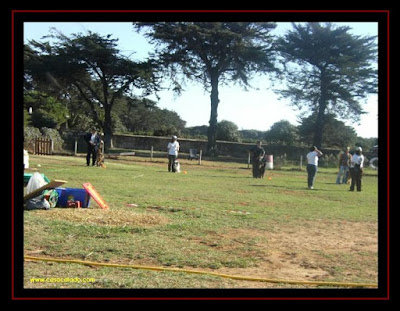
349, 147, 365, 192
250, 141, 266, 178
84, 128, 100, 166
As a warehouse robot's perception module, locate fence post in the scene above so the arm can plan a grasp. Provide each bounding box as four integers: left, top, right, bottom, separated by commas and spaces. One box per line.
74, 138, 78, 155
150, 146, 154, 161
199, 149, 202, 165
247, 152, 251, 169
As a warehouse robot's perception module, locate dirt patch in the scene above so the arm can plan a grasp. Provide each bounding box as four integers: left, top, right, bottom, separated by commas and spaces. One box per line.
33, 208, 168, 227
197, 221, 377, 287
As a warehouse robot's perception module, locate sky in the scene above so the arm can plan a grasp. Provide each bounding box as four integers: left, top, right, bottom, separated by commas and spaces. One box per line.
23, 21, 379, 138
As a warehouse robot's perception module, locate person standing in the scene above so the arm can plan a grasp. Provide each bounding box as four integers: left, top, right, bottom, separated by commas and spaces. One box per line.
306, 146, 323, 189
349, 146, 364, 192
167, 135, 180, 172
250, 141, 266, 178
84, 128, 100, 167
336, 147, 352, 184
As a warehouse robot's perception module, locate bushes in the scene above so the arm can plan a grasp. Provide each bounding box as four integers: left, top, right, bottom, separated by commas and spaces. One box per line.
319, 153, 340, 168
24, 126, 42, 152
40, 128, 64, 152
273, 152, 340, 170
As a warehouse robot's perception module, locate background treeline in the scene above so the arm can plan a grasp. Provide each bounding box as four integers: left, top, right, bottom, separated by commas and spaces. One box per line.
24, 22, 378, 153
24, 88, 377, 152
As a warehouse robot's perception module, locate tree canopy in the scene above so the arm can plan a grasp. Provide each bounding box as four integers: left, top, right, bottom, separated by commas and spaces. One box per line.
277, 22, 377, 148
265, 120, 299, 145
23, 23, 377, 151
25, 30, 160, 149
134, 22, 278, 155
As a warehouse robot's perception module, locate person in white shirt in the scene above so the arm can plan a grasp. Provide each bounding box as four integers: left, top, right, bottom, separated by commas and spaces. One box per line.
167, 135, 180, 172
306, 146, 323, 189
349, 146, 364, 191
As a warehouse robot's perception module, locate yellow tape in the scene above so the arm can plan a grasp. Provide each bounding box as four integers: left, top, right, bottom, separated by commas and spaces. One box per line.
24, 255, 377, 288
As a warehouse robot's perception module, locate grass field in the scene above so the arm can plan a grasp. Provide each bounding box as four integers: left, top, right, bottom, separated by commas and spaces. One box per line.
23, 154, 378, 289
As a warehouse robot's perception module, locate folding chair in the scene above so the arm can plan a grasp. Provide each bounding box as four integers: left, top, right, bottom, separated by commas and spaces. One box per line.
188, 149, 199, 160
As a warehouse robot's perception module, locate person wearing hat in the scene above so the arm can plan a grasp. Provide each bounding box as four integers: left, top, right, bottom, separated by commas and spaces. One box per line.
167, 135, 180, 172
336, 146, 352, 184
349, 146, 364, 191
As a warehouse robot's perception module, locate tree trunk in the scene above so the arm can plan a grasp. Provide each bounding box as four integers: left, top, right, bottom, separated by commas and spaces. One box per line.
207, 73, 219, 157
313, 70, 328, 148
103, 104, 113, 152
313, 104, 325, 149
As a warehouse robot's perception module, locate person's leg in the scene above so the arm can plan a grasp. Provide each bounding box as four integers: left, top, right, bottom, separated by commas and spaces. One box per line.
349, 168, 355, 191
252, 161, 258, 178
168, 155, 172, 172
86, 148, 91, 166
92, 147, 97, 166
356, 167, 363, 191
171, 155, 177, 172
307, 164, 316, 188
342, 166, 349, 184
311, 165, 318, 188
336, 166, 343, 184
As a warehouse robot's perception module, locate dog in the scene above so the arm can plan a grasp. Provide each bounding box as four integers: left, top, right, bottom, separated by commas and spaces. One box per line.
172, 160, 181, 173
96, 140, 106, 168
345, 170, 351, 184
258, 156, 266, 178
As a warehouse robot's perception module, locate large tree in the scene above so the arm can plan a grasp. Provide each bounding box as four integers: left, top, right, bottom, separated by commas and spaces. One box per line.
115, 97, 186, 136
277, 23, 377, 148
134, 22, 278, 156
298, 113, 358, 149
264, 120, 299, 145
25, 30, 159, 150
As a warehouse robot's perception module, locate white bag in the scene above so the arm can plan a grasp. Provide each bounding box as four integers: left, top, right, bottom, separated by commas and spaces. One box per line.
26, 172, 47, 194
24, 149, 29, 169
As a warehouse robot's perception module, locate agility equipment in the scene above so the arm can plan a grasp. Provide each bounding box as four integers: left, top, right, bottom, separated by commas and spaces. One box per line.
82, 182, 109, 209
55, 188, 91, 208
24, 179, 67, 202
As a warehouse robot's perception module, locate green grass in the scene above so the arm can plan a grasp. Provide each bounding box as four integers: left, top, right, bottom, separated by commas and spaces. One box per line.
24, 154, 378, 289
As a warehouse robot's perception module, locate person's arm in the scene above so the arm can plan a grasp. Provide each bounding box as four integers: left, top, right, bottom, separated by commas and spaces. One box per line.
314, 147, 323, 157
348, 154, 352, 166
93, 135, 100, 147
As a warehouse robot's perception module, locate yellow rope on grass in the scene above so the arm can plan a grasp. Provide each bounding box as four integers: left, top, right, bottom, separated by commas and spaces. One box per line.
24, 255, 377, 288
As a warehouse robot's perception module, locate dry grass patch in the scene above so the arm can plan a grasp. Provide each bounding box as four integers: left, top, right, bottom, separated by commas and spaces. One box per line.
32, 208, 168, 227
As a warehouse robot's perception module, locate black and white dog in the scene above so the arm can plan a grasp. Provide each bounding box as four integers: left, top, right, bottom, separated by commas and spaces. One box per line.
172, 160, 181, 173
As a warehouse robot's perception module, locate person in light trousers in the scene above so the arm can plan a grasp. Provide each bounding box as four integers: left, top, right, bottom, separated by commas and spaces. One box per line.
306, 146, 323, 189
336, 147, 352, 184
167, 135, 180, 172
